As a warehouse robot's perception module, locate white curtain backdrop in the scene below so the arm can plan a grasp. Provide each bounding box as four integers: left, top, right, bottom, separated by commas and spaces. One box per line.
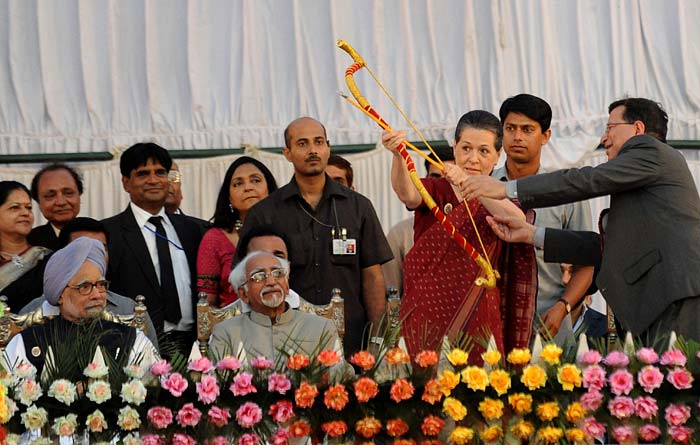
0, 0, 700, 231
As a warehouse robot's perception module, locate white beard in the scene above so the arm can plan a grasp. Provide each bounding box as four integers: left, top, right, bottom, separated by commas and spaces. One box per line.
259, 285, 285, 308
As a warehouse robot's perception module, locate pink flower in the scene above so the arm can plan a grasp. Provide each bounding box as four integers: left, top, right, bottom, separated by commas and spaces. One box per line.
611, 425, 635, 444
668, 426, 693, 443
208, 406, 231, 428
580, 390, 604, 412
236, 402, 263, 428
176, 403, 203, 428
251, 356, 274, 369
660, 349, 687, 367
230, 372, 257, 396
608, 369, 634, 396
269, 400, 295, 423
634, 396, 658, 420
172, 434, 197, 445
579, 350, 603, 366
142, 435, 165, 445
637, 365, 664, 393
238, 433, 260, 445
188, 357, 214, 373
604, 351, 629, 367
216, 356, 241, 371
208, 437, 228, 445
147, 407, 173, 430
270, 428, 290, 445
664, 403, 692, 426
635, 347, 659, 364
162, 372, 188, 397
268, 373, 292, 395
638, 424, 661, 442
582, 417, 606, 438
608, 396, 634, 419
667, 367, 694, 390
196, 374, 220, 404
582, 365, 607, 391
150, 360, 171, 377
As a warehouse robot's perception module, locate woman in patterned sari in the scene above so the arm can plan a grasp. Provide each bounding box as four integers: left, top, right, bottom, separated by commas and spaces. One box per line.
382, 111, 537, 359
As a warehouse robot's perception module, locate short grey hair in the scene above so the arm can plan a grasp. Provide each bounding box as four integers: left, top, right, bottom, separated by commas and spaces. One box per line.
229, 251, 290, 291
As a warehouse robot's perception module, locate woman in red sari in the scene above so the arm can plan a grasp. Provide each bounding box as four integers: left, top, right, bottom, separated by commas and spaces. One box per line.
382, 111, 537, 358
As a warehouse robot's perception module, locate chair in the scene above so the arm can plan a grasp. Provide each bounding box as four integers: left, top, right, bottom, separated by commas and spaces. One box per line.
196, 289, 345, 355
0, 295, 150, 351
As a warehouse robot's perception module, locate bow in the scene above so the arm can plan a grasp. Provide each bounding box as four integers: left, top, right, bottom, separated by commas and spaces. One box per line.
337, 40, 498, 288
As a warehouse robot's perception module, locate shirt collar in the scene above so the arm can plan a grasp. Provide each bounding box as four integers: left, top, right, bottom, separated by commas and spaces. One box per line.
491, 163, 543, 181
130, 202, 168, 228
279, 174, 350, 202
248, 304, 295, 327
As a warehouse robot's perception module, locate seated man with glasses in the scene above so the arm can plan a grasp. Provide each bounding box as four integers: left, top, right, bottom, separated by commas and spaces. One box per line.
208, 251, 350, 376
3, 237, 158, 374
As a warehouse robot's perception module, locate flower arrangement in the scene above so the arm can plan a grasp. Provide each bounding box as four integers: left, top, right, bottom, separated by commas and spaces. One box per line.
2, 331, 700, 445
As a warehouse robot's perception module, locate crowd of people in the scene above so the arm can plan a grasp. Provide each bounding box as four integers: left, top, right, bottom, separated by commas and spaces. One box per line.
1, 93, 697, 373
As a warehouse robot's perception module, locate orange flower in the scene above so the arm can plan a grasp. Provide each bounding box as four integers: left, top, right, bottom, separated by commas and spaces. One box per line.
324, 384, 349, 411
350, 351, 376, 370
421, 379, 443, 405
536, 402, 560, 422
414, 350, 438, 368
557, 364, 582, 391
355, 417, 382, 438
507, 348, 531, 365
508, 393, 533, 415
420, 440, 444, 445
488, 369, 511, 396
478, 398, 504, 421
289, 420, 312, 438
386, 418, 410, 437
479, 425, 503, 442
511, 420, 535, 440
322, 420, 348, 438
389, 378, 415, 403
565, 428, 585, 443
294, 381, 318, 408
391, 440, 416, 445
385, 347, 411, 365
565, 402, 586, 423
520, 364, 547, 390
317, 349, 341, 367
420, 415, 445, 437
354, 377, 379, 403
286, 353, 310, 370
461, 366, 489, 391
437, 370, 460, 396
536, 426, 563, 444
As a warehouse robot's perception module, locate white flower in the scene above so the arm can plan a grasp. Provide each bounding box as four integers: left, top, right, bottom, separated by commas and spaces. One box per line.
86, 409, 108, 432
48, 379, 77, 405
0, 369, 18, 388
120, 379, 147, 405
17, 379, 42, 406
86, 380, 112, 404
117, 406, 141, 431
5, 433, 21, 445
13, 361, 37, 380
84, 361, 109, 379
20, 405, 48, 430
124, 364, 145, 379
4, 397, 18, 420
52, 413, 78, 437
123, 433, 144, 445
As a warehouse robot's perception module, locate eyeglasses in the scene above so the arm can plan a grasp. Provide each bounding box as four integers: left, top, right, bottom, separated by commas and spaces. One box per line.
247, 268, 286, 283
604, 122, 635, 134
66, 279, 110, 295
168, 171, 182, 183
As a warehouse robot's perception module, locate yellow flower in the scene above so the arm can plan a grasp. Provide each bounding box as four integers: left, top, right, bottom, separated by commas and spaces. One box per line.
481, 350, 501, 366
508, 393, 533, 415
438, 370, 460, 396
557, 364, 582, 391
479, 425, 503, 443
536, 426, 564, 444
446, 348, 469, 367
535, 402, 560, 422
540, 343, 563, 365
565, 402, 586, 423
488, 369, 511, 396
449, 426, 474, 445
461, 366, 489, 391
478, 398, 504, 421
565, 428, 586, 443
511, 420, 535, 440
506, 348, 531, 365
520, 364, 547, 390
442, 397, 467, 421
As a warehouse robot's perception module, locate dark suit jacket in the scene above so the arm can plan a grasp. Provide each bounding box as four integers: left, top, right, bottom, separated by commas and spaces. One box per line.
517, 135, 700, 335
102, 206, 205, 333
27, 223, 61, 251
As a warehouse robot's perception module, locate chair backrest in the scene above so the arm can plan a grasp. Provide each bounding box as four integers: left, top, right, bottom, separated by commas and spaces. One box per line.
197, 289, 345, 355
0, 295, 150, 350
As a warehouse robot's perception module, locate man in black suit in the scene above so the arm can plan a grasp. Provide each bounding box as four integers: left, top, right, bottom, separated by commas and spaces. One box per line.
102, 143, 205, 351
28, 164, 83, 251
462, 98, 700, 342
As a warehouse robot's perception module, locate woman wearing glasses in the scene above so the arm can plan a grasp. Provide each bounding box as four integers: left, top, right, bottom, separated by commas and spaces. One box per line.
197, 157, 278, 307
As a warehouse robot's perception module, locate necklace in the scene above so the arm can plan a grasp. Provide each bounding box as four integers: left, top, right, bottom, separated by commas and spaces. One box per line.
0, 251, 25, 268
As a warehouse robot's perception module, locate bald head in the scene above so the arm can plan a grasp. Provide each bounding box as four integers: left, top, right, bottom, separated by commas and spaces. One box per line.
282, 117, 331, 178
284, 117, 328, 148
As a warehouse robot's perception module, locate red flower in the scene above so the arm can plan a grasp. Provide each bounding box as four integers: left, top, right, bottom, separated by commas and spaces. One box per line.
386, 419, 410, 437
294, 382, 318, 408
322, 420, 348, 438
350, 350, 377, 370
289, 420, 312, 438
317, 349, 341, 367
354, 376, 379, 403
422, 379, 443, 405
420, 415, 445, 436
414, 350, 439, 368
389, 378, 414, 403
324, 384, 350, 411
286, 354, 310, 370
355, 417, 382, 438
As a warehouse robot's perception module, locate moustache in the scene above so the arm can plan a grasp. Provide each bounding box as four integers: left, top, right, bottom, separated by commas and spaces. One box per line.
306, 156, 321, 162
260, 284, 285, 296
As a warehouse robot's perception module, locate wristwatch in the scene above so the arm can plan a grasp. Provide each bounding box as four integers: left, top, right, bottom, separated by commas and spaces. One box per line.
557, 298, 572, 314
